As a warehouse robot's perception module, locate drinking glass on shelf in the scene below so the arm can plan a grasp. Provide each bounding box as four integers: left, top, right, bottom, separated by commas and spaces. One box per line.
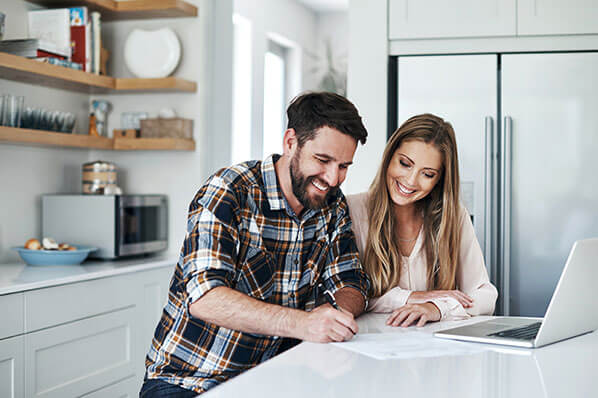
2, 95, 25, 128
0, 95, 5, 126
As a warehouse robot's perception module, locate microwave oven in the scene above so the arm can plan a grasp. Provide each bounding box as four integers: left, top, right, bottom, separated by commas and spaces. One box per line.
42, 194, 168, 259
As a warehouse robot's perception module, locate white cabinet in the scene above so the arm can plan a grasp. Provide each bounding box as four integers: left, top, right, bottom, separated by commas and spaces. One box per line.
24, 308, 136, 398
0, 263, 174, 398
388, 0, 517, 39
518, 0, 598, 36
0, 336, 24, 398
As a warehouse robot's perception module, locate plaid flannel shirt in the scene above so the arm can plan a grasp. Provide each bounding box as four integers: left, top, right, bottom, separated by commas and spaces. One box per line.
145, 155, 369, 394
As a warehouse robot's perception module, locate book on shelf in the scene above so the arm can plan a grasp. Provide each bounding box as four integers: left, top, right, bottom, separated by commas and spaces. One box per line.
28, 8, 71, 59
34, 57, 83, 71
90, 11, 101, 75
69, 7, 91, 72
0, 38, 68, 59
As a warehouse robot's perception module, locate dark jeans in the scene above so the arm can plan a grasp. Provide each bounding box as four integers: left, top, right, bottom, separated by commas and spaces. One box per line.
140, 379, 198, 398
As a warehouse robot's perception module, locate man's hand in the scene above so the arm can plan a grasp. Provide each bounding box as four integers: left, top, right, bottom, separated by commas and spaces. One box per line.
296, 304, 358, 343
386, 302, 441, 328
408, 290, 474, 308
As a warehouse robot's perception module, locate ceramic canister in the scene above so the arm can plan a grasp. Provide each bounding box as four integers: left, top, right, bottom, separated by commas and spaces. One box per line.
82, 160, 117, 194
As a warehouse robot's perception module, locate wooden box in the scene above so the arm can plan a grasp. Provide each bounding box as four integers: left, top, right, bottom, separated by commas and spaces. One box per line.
140, 118, 193, 139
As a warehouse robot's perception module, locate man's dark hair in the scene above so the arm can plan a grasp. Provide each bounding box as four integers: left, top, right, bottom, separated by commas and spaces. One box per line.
286, 92, 368, 147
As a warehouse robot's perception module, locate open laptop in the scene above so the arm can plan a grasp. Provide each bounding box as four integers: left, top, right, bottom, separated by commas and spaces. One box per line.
435, 238, 598, 348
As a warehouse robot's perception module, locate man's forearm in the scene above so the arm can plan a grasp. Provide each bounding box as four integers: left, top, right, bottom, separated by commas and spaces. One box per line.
335, 287, 366, 317
189, 286, 304, 338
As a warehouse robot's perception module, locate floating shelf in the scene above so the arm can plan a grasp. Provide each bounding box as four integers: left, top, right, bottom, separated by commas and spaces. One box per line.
25, 0, 198, 21
0, 126, 195, 151
0, 53, 197, 93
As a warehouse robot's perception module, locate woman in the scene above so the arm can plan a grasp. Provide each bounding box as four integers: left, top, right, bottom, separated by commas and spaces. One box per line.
347, 113, 497, 327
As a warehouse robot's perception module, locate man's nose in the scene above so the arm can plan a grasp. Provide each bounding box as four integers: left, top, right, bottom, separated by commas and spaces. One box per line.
323, 165, 340, 187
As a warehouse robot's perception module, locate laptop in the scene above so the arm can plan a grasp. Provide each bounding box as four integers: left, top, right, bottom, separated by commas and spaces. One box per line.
435, 238, 598, 348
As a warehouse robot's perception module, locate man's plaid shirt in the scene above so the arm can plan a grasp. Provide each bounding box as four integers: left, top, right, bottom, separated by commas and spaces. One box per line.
145, 155, 370, 394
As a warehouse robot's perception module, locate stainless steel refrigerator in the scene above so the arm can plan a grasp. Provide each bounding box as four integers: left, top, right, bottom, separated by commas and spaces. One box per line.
394, 52, 598, 316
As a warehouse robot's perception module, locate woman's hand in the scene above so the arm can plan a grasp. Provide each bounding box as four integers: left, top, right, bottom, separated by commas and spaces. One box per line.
386, 303, 441, 327
408, 290, 474, 308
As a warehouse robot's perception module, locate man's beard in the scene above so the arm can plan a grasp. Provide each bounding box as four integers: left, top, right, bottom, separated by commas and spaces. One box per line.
289, 152, 339, 210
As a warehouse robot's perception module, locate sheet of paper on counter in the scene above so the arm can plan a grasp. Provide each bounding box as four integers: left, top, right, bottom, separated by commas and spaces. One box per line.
332, 331, 488, 360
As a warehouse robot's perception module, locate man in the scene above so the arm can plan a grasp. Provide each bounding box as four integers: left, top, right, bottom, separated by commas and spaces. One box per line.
141, 92, 369, 397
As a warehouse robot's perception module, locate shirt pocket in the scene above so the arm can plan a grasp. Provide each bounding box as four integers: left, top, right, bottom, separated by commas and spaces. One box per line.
298, 235, 330, 295
235, 245, 275, 301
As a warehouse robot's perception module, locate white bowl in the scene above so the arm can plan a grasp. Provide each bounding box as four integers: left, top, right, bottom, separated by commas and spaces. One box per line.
124, 28, 181, 78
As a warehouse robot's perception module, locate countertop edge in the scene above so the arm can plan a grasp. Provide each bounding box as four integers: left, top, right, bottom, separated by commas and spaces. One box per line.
0, 256, 176, 296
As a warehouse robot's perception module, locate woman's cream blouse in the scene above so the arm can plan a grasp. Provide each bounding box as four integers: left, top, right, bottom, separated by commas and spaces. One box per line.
346, 192, 498, 320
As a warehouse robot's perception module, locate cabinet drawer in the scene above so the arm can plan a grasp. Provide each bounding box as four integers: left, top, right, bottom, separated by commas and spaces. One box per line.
25, 307, 136, 398
0, 335, 24, 398
25, 275, 135, 332
0, 293, 24, 339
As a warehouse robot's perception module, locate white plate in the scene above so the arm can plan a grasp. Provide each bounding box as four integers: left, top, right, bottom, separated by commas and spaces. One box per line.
124, 28, 181, 78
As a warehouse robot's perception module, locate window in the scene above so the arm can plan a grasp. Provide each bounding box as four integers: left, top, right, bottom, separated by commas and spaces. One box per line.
262, 40, 288, 158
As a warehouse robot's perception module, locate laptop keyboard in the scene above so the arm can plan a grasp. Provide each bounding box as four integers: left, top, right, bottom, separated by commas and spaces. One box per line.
488, 322, 542, 340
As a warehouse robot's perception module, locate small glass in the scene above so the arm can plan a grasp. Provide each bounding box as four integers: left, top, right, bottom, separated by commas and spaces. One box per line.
2, 95, 25, 128
0, 95, 5, 126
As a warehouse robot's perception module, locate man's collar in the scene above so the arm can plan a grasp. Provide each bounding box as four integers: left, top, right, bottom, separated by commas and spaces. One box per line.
261, 154, 285, 211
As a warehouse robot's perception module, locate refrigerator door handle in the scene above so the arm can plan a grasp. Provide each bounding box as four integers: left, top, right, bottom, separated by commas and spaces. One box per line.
501, 116, 513, 315
484, 116, 495, 280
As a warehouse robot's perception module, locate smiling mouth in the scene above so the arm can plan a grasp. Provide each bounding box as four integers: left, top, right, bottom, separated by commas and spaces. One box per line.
312, 179, 329, 192
396, 181, 416, 195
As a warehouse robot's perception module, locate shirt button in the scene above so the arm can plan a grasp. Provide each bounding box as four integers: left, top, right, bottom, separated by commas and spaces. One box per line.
293, 258, 299, 265
289, 292, 295, 298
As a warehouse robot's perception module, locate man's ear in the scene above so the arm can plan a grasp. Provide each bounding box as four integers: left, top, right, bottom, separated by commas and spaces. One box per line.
282, 128, 298, 157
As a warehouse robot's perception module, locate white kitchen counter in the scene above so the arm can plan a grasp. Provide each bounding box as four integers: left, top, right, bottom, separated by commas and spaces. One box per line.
0, 253, 177, 295
204, 313, 597, 397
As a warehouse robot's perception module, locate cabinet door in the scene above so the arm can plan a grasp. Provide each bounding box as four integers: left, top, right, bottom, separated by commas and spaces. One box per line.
518, 0, 598, 36
0, 336, 24, 398
388, 0, 516, 39
25, 308, 136, 398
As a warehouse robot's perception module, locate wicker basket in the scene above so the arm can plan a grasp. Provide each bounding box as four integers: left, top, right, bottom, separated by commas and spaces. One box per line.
140, 118, 193, 139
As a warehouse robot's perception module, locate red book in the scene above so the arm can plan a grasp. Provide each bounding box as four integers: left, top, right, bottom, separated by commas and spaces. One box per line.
70, 25, 87, 71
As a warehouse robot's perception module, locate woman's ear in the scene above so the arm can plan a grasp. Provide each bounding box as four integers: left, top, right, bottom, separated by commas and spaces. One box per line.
282, 128, 298, 157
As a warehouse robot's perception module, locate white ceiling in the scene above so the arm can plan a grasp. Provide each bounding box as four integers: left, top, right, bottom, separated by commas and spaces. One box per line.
295, 0, 349, 13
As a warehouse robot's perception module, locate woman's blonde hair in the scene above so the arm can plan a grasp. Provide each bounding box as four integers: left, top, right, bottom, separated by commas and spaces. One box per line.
363, 113, 461, 297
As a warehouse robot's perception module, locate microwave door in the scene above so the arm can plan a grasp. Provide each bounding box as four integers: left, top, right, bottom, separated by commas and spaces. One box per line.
118, 196, 168, 256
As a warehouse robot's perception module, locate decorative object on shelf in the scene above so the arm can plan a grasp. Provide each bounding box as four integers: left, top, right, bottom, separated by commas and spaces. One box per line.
88, 113, 99, 136
100, 46, 109, 75
124, 28, 181, 78
82, 160, 122, 195
141, 117, 193, 139
91, 99, 112, 137
121, 111, 148, 130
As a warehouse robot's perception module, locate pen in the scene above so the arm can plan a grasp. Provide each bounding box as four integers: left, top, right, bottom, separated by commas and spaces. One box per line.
318, 283, 339, 310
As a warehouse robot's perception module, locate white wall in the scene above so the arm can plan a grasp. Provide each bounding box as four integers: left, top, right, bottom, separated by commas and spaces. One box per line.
313, 11, 349, 95
343, 0, 388, 195
0, 0, 233, 262
234, 0, 318, 159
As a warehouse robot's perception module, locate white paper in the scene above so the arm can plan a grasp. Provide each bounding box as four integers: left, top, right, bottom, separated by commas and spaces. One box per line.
332, 331, 487, 360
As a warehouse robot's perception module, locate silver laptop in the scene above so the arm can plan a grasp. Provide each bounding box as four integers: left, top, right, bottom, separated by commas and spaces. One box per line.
435, 238, 598, 348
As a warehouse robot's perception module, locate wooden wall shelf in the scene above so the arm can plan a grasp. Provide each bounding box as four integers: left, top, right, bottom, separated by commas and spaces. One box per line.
25, 0, 198, 21
0, 127, 195, 151
0, 53, 197, 93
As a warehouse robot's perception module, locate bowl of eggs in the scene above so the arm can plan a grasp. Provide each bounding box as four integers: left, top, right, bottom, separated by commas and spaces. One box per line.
12, 238, 97, 266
